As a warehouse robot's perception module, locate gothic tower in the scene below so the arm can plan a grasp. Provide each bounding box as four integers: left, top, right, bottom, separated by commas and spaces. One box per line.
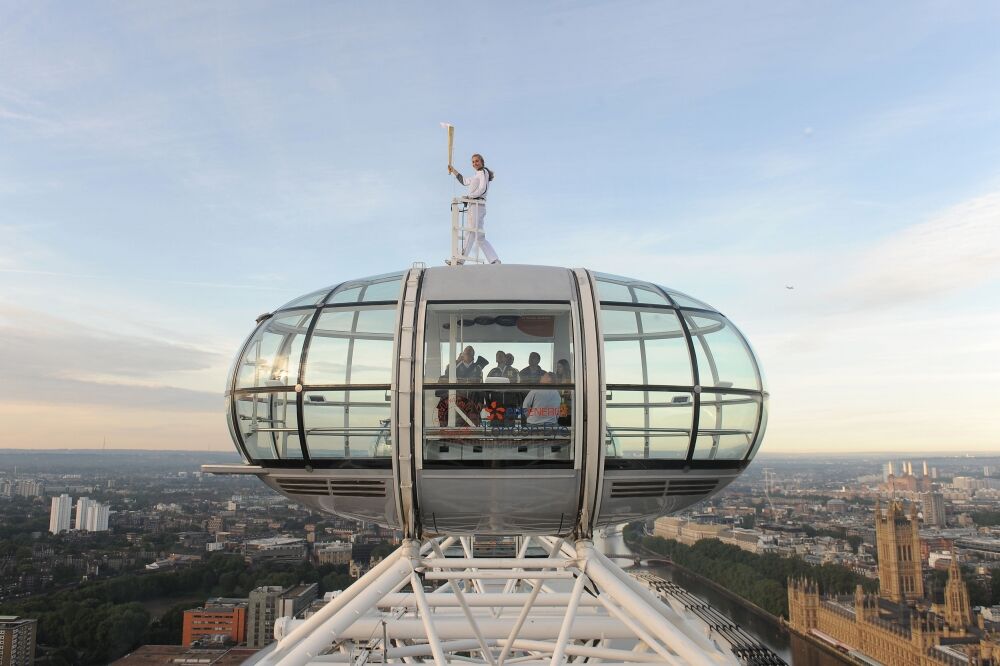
944, 556, 972, 632
875, 500, 924, 603
787, 578, 819, 631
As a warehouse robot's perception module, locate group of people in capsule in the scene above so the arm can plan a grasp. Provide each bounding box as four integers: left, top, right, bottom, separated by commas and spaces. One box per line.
435, 346, 572, 429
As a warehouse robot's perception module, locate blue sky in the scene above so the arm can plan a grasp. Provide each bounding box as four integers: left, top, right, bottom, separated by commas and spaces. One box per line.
1, 1, 999, 453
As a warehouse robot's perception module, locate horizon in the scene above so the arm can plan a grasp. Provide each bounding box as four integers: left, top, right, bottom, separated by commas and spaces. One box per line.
1, 3, 999, 454
2, 447, 1000, 460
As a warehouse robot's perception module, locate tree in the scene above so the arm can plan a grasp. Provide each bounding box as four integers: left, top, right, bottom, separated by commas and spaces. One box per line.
143, 602, 188, 646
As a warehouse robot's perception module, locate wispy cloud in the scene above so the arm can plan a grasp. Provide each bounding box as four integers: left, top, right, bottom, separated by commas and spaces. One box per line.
0, 268, 293, 292
0, 305, 222, 412
832, 190, 1000, 309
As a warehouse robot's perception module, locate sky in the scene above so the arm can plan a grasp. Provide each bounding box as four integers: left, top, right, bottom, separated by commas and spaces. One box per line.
1, 1, 999, 454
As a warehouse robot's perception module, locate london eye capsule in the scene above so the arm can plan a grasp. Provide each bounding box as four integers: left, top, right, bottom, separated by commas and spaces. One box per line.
209, 265, 768, 538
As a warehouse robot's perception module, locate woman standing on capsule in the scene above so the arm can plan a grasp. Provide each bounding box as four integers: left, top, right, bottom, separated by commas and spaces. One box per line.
449, 154, 500, 264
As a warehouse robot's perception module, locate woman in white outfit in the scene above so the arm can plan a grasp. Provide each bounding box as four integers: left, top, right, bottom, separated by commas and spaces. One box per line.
449, 153, 500, 264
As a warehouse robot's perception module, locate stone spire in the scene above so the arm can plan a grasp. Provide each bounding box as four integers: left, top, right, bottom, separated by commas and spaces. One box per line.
944, 556, 972, 632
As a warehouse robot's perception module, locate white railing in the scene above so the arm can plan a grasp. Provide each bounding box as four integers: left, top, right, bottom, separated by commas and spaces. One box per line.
450, 197, 488, 266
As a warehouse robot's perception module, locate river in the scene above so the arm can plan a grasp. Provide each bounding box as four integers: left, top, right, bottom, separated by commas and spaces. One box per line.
598, 529, 849, 666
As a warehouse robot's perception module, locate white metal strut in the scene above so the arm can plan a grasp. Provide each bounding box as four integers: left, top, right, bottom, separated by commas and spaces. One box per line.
247, 536, 738, 666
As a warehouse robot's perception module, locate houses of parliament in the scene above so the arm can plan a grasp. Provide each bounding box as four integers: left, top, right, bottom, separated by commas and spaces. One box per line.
788, 500, 999, 665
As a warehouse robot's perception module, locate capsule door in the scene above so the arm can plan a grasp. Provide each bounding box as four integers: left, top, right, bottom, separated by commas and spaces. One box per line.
413, 300, 583, 536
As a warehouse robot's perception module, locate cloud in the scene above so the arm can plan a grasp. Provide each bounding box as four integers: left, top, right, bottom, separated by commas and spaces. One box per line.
0, 304, 222, 412
0, 267, 294, 293
832, 191, 1000, 309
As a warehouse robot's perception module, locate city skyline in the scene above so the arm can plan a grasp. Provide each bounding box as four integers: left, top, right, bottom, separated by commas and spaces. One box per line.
1, 3, 999, 453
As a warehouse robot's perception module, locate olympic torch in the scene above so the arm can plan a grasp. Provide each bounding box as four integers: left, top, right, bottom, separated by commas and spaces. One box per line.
441, 122, 454, 173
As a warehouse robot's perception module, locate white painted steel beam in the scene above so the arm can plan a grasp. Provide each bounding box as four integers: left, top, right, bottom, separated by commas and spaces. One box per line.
249, 536, 739, 666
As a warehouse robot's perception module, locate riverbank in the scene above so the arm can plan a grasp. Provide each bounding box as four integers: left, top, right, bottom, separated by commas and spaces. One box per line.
627, 536, 852, 665
627, 537, 782, 624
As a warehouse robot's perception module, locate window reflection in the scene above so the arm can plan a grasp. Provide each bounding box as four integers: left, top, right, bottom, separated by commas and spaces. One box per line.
235, 312, 312, 390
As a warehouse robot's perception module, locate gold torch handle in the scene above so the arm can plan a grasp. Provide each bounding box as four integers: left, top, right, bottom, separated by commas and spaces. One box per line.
447, 125, 454, 173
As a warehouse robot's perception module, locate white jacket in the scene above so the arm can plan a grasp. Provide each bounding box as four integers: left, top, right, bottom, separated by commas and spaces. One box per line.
456, 168, 489, 199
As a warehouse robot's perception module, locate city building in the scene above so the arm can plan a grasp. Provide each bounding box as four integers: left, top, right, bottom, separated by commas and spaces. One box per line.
788, 501, 1000, 666
48, 494, 72, 534
247, 586, 285, 648
85, 502, 110, 532
73, 497, 109, 532
182, 599, 247, 647
882, 470, 932, 493
13, 480, 44, 498
921, 492, 946, 528
875, 500, 924, 603
246, 583, 319, 648
826, 498, 847, 514
315, 541, 352, 566
75, 497, 92, 531
243, 537, 306, 564
110, 645, 258, 664
652, 516, 768, 554
0, 615, 37, 666
277, 584, 318, 619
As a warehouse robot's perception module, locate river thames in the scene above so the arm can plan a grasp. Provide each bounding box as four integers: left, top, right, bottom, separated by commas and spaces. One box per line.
600, 531, 849, 665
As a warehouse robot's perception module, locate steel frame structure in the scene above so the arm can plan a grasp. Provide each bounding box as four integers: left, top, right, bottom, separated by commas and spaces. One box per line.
248, 536, 737, 666
450, 197, 489, 265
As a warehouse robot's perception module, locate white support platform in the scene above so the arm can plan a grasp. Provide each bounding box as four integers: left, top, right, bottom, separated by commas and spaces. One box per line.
247, 536, 738, 666
449, 197, 487, 265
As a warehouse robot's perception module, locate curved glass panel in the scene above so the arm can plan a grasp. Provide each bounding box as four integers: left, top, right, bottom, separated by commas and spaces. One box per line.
225, 326, 260, 396
361, 277, 404, 302
747, 396, 769, 459
277, 287, 336, 311
235, 312, 313, 390
304, 305, 395, 385
225, 394, 241, 454
605, 390, 693, 460
601, 306, 692, 386
327, 272, 404, 304
693, 392, 760, 460
594, 273, 671, 306
234, 391, 303, 460
661, 287, 714, 311
684, 312, 760, 390
303, 390, 391, 458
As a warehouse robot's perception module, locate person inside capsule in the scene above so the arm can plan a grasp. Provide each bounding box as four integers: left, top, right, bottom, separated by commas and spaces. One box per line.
436, 345, 485, 427
486, 350, 519, 423
555, 359, 572, 426
520, 352, 546, 382
522, 372, 561, 426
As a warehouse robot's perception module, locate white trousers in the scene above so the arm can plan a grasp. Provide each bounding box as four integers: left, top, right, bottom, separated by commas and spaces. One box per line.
461, 202, 499, 263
